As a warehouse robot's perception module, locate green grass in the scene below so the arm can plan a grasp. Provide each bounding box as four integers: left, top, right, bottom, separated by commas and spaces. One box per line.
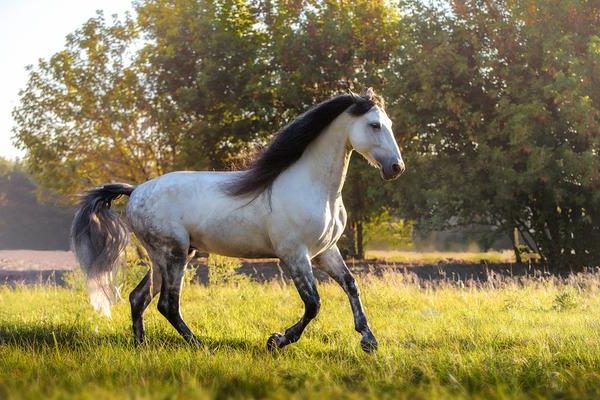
2, 274, 600, 399
365, 250, 515, 264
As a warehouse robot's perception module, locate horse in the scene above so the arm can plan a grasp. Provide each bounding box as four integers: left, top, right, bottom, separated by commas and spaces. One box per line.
71, 88, 404, 353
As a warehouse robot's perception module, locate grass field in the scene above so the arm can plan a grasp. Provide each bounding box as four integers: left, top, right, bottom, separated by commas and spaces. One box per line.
2, 273, 600, 399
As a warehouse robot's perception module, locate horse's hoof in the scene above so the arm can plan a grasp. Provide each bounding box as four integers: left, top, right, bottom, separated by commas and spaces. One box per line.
267, 332, 286, 352
360, 335, 378, 353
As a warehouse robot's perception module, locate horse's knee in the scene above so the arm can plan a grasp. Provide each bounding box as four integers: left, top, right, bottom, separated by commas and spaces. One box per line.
157, 297, 170, 318
305, 294, 321, 320
344, 274, 360, 298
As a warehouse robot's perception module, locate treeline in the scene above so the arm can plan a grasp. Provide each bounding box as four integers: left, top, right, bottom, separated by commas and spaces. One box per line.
0, 159, 72, 250
12, 0, 600, 270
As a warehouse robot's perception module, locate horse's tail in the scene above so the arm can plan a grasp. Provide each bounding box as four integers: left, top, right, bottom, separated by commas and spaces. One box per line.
70, 183, 135, 317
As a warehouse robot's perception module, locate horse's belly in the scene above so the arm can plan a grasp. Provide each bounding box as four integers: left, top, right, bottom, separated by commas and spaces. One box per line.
187, 213, 275, 259
192, 234, 275, 258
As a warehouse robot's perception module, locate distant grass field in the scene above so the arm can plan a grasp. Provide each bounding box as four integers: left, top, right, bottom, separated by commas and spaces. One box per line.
2, 274, 600, 399
365, 250, 516, 264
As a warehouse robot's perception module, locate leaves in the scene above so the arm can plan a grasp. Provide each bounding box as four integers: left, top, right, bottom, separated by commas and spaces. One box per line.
391, 0, 600, 269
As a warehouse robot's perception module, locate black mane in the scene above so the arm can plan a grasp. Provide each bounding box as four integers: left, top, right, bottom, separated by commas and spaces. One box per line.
224, 91, 384, 197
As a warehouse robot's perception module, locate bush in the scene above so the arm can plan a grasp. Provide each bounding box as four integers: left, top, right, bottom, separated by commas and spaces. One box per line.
364, 211, 414, 251
207, 254, 247, 286
552, 289, 579, 312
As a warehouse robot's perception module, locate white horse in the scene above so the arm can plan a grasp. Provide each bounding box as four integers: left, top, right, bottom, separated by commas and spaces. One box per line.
71, 89, 404, 352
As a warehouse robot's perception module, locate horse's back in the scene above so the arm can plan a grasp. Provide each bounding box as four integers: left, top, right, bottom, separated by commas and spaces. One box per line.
127, 171, 227, 222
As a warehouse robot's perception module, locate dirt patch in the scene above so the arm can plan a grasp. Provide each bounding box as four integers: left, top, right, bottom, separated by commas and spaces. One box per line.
0, 250, 76, 271
0, 250, 549, 287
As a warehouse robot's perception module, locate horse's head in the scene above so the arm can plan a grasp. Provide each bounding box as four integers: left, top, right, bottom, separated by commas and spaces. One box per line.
348, 89, 404, 180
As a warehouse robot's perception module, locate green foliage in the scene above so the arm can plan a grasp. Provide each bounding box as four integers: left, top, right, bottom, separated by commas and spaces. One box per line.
118, 247, 152, 297
552, 288, 580, 312
364, 210, 414, 250
341, 157, 403, 258
136, 0, 272, 170
12, 13, 168, 196
390, 0, 600, 270
206, 254, 246, 286
4, 278, 600, 398
0, 157, 15, 176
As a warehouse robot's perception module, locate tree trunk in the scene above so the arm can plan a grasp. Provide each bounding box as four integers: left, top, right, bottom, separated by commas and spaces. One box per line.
347, 221, 357, 258
511, 227, 523, 264
356, 221, 364, 259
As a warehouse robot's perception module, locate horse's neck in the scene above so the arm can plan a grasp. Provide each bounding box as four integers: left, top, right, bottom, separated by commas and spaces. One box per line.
296, 115, 352, 200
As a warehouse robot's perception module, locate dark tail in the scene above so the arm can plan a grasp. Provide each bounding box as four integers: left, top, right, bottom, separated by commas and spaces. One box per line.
70, 183, 135, 316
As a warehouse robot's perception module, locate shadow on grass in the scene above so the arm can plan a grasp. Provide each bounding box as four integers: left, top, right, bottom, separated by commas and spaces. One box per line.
0, 323, 293, 355
0, 323, 130, 350
0, 322, 364, 362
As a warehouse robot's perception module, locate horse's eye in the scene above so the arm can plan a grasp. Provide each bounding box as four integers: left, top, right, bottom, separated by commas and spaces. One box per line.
369, 122, 381, 130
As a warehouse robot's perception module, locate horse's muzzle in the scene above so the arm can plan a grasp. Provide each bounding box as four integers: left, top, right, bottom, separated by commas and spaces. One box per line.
380, 158, 405, 180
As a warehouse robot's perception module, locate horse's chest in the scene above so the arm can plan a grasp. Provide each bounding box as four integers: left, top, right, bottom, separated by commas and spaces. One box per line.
296, 201, 346, 252
325, 207, 346, 240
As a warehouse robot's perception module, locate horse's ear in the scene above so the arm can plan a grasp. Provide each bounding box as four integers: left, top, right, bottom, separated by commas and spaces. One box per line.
347, 88, 359, 102
341, 80, 359, 102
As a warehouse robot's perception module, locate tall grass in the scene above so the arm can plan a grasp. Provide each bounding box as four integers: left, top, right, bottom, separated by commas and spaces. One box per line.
2, 273, 600, 399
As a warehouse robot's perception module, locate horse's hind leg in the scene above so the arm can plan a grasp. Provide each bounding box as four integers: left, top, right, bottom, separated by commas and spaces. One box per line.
155, 243, 201, 346
267, 252, 320, 351
129, 266, 162, 345
315, 245, 378, 353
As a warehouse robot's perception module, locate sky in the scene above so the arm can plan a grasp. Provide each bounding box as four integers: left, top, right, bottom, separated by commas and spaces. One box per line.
0, 0, 133, 159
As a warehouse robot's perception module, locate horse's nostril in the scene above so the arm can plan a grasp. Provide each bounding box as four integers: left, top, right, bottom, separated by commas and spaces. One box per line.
392, 163, 404, 174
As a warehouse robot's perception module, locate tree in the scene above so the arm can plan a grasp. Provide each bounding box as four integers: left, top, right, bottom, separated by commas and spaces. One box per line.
0, 158, 72, 250
13, 3, 269, 195
391, 0, 600, 270
13, 13, 177, 196
137, 0, 273, 170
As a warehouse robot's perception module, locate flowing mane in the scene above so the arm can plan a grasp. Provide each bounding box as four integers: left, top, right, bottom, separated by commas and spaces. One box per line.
225, 92, 384, 197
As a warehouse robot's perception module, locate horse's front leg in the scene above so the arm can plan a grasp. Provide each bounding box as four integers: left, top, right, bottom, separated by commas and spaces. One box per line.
267, 251, 320, 351
315, 245, 378, 353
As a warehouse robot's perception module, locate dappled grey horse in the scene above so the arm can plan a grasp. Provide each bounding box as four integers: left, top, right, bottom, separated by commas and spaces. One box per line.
71, 89, 404, 352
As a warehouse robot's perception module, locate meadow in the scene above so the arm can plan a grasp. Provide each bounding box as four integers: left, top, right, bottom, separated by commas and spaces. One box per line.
2, 268, 600, 400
